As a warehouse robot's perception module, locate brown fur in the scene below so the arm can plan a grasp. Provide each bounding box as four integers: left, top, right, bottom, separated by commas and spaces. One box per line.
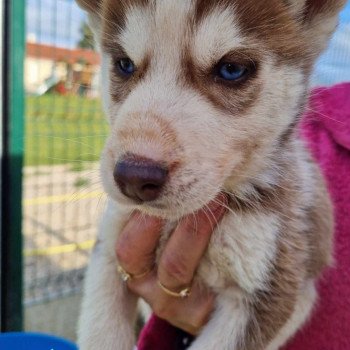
225, 150, 331, 349
184, 48, 263, 116
305, 165, 334, 277
101, 0, 150, 46
246, 235, 307, 349
304, 0, 347, 22
234, 159, 309, 349
195, 0, 306, 65
109, 54, 150, 103
75, 0, 101, 12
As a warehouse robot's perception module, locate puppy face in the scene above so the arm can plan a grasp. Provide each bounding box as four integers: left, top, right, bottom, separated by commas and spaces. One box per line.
77, 0, 344, 219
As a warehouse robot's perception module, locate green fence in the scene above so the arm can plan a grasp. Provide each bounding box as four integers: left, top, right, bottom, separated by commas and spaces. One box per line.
1, 0, 25, 332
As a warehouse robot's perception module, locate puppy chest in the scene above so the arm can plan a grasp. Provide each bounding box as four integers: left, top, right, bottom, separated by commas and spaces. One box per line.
158, 213, 280, 294
203, 212, 281, 293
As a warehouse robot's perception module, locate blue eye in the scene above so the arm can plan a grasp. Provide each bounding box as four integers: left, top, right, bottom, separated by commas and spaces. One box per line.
218, 63, 247, 81
117, 58, 135, 76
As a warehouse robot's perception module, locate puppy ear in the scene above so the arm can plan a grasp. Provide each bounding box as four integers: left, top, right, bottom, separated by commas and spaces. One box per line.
302, 0, 346, 21
284, 0, 345, 17
303, 0, 346, 56
76, 0, 103, 47
286, 0, 346, 56
284, 0, 307, 17
75, 0, 101, 13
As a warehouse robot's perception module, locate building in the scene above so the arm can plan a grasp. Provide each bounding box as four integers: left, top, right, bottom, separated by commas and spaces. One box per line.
25, 42, 100, 96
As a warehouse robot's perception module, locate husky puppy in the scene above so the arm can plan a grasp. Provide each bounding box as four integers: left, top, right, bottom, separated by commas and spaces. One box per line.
76, 1, 345, 349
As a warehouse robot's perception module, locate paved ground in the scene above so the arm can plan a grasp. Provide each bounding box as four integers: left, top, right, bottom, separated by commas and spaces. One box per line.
25, 293, 82, 342
23, 162, 107, 305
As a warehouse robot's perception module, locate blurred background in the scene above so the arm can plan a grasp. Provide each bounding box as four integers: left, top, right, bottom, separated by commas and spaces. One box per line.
23, 0, 107, 340
0, 0, 349, 342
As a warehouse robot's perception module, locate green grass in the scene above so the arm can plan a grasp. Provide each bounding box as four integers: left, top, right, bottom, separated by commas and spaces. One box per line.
69, 162, 89, 172
74, 177, 91, 188
25, 94, 109, 166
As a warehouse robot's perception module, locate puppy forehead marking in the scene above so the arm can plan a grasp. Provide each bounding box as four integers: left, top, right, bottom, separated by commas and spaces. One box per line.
120, 1, 194, 62
104, 0, 305, 64
192, 6, 242, 67
119, 6, 153, 64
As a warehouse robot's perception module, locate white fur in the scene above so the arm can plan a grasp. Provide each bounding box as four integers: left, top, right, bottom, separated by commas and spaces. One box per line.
199, 212, 279, 293
78, 201, 137, 349
119, 6, 152, 65
192, 6, 242, 67
189, 290, 249, 350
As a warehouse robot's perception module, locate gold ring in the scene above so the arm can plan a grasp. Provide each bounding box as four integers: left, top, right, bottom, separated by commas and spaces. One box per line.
117, 265, 152, 282
157, 280, 191, 298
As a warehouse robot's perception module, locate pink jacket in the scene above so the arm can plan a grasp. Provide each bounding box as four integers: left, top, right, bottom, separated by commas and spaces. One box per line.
138, 83, 350, 350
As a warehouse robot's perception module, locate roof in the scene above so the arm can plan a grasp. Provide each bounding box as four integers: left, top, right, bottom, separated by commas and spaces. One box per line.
26, 42, 100, 66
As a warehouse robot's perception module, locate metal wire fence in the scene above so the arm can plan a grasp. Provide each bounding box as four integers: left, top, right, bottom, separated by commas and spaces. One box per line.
23, 0, 107, 306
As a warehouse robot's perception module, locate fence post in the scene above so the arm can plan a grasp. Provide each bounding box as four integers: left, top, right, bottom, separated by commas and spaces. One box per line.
1, 0, 25, 331
0, 0, 3, 332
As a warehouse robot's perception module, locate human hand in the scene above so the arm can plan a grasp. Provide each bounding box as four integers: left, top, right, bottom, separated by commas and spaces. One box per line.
115, 194, 227, 335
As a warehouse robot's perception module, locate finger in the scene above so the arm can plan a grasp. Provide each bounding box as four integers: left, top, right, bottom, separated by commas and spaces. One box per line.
116, 211, 163, 275
128, 273, 215, 335
158, 193, 227, 290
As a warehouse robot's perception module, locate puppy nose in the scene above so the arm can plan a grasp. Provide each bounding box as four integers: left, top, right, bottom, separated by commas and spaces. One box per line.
114, 157, 168, 202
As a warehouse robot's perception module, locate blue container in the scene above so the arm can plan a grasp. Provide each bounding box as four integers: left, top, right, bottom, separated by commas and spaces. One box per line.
0, 332, 78, 350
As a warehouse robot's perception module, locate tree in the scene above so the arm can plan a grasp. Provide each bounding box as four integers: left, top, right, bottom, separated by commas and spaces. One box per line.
77, 21, 95, 50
